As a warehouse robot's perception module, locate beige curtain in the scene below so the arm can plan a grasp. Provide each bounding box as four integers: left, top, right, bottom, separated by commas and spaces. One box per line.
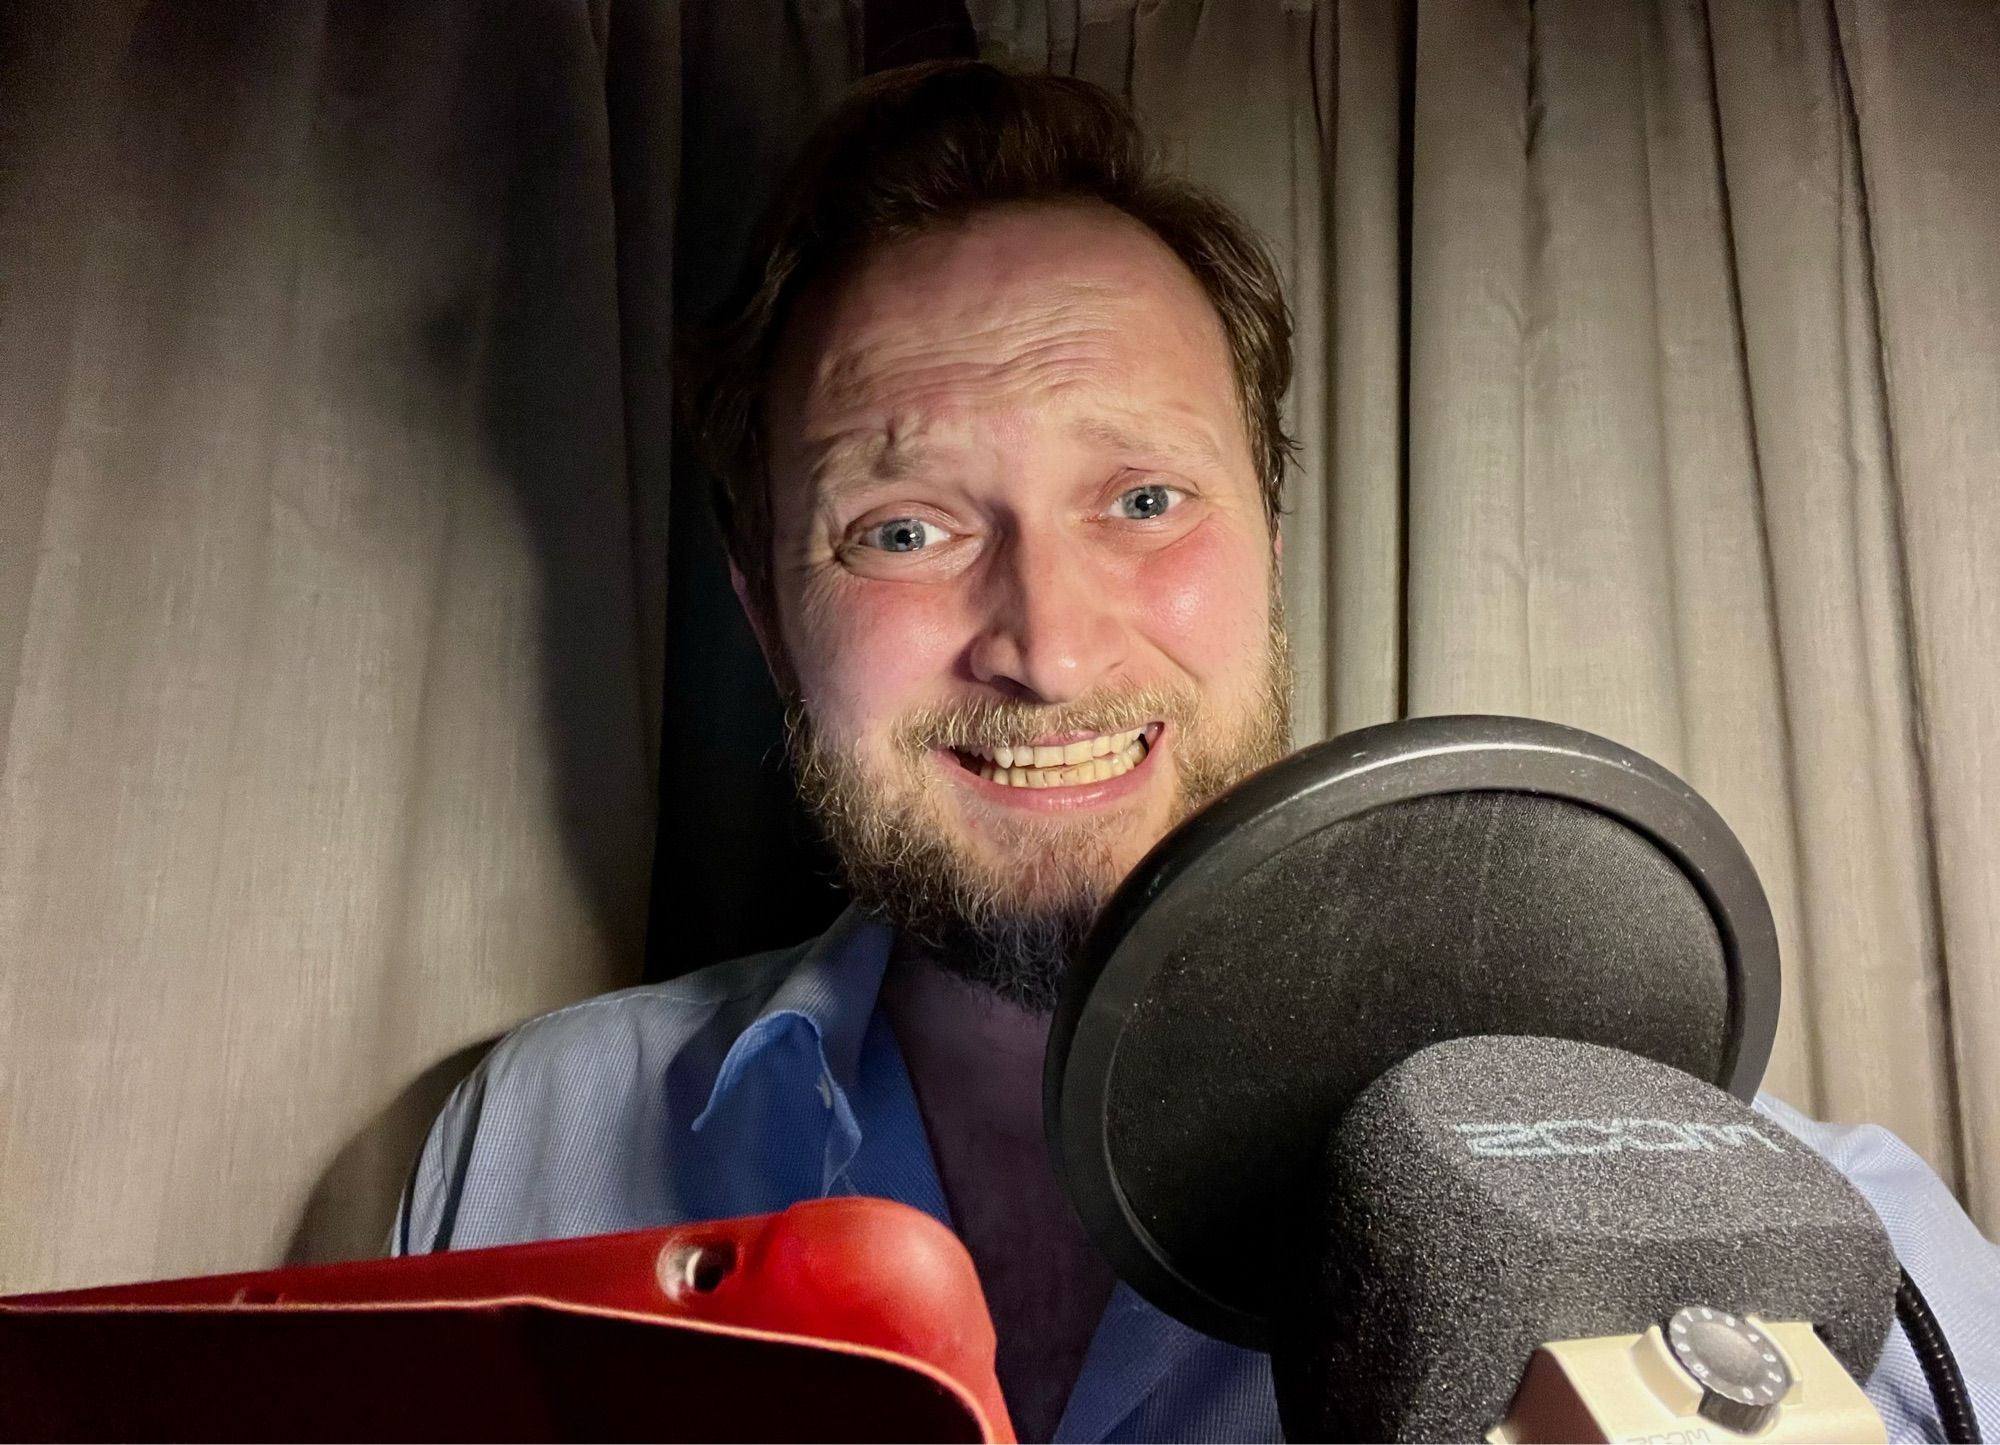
0, 0, 674, 1288
3, 0, 1995, 1296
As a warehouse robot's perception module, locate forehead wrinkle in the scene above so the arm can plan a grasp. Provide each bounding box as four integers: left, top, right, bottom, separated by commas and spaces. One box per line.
806, 283, 1129, 416
1068, 411, 1228, 471
801, 367, 1233, 508
804, 423, 937, 497
802, 347, 1140, 506
784, 239, 1251, 506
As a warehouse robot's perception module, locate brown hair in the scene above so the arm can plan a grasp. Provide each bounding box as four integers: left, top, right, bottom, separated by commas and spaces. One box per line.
679, 59, 1297, 621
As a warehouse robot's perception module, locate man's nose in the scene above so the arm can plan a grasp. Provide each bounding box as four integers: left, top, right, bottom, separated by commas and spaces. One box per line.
966, 527, 1129, 704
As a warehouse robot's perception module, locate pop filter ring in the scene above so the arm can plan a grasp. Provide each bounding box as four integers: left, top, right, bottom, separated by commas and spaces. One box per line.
1044, 714, 1782, 1349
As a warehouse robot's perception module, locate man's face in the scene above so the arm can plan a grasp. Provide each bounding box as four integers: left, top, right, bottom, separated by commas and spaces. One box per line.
752, 200, 1291, 1009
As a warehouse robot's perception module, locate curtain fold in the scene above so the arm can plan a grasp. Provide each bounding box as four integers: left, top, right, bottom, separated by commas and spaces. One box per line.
2, 0, 1993, 1292
1701, 0, 1953, 1184
0, 0, 666, 1288
1828, 0, 2000, 1225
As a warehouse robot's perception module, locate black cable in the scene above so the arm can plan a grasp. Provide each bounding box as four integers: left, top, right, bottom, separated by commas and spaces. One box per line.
1897, 1266, 1982, 1443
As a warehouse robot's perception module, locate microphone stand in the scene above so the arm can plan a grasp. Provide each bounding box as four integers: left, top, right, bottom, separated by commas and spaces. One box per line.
1896, 1268, 1983, 1444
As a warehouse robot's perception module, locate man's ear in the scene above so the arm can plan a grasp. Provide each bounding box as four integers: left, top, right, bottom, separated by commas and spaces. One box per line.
728, 559, 784, 689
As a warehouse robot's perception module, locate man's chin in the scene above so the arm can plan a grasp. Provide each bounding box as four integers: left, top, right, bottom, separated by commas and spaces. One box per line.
944, 839, 1139, 918
945, 774, 1168, 867
857, 821, 1126, 1014
893, 900, 1098, 1017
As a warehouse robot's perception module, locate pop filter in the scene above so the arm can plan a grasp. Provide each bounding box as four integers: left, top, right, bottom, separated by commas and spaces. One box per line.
1043, 714, 1781, 1348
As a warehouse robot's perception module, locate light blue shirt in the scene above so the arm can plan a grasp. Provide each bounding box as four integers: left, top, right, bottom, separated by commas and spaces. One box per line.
397, 904, 2000, 1442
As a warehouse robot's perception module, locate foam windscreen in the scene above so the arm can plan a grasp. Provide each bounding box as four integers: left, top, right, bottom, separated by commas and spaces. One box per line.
1271, 1035, 1900, 1443
1047, 715, 1781, 1347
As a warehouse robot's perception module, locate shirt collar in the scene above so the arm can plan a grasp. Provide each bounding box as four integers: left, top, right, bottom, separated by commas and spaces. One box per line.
690, 902, 894, 1133
680, 904, 1232, 1442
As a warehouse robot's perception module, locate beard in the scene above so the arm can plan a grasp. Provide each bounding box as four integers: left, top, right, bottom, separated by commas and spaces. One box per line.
783, 613, 1294, 1014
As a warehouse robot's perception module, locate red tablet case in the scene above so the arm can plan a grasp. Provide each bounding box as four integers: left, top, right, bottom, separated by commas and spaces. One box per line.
0, 1196, 1014, 1442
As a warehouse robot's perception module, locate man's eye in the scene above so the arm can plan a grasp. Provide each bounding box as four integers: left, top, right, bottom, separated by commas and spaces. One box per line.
1110, 483, 1184, 521
859, 517, 951, 553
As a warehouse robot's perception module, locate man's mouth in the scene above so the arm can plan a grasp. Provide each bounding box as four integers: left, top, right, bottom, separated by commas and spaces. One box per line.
948, 724, 1157, 788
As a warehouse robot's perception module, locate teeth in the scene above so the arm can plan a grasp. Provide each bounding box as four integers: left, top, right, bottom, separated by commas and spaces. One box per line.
980, 739, 1148, 787
961, 727, 1154, 787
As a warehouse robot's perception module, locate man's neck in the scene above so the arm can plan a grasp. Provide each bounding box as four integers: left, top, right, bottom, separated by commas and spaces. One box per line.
880, 938, 1116, 1442
880, 938, 1049, 1141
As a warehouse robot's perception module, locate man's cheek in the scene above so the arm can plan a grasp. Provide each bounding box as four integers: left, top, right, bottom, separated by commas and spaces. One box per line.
796, 582, 964, 728
1134, 528, 1267, 671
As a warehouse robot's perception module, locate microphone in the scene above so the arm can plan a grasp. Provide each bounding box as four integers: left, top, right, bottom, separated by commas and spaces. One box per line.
1272, 1034, 1896, 1441
1044, 714, 1979, 1442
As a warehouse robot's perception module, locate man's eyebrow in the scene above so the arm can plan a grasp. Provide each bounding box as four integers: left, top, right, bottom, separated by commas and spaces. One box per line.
1067, 416, 1226, 469
805, 432, 936, 498
803, 414, 1227, 499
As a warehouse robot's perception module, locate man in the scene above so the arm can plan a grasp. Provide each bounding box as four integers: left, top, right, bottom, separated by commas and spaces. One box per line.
398, 62, 1998, 1442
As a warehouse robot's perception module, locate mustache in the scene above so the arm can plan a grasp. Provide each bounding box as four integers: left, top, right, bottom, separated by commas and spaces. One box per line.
890, 685, 1198, 753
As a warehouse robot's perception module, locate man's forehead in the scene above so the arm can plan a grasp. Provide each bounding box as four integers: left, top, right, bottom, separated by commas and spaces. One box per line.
770, 204, 1245, 480
800, 280, 1134, 415
812, 207, 1216, 352
816, 200, 1206, 325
